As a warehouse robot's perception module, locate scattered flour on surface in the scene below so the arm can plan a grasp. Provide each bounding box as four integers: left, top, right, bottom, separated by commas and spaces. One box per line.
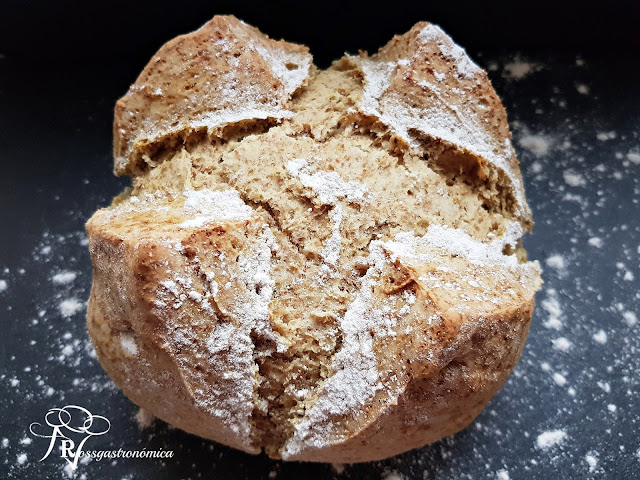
59, 298, 84, 318
552, 372, 567, 386
62, 462, 75, 479
585, 453, 598, 472
519, 134, 551, 156
496, 469, 510, 480
563, 170, 586, 187
588, 237, 603, 248
596, 131, 616, 141
545, 254, 566, 271
530, 161, 543, 173
622, 311, 637, 327
576, 83, 590, 95
135, 408, 155, 429
541, 289, 563, 330
382, 472, 405, 480
16, 453, 27, 465
51, 271, 77, 285
0, 279, 7, 293
626, 151, 640, 164
593, 329, 608, 344
536, 430, 567, 449
552, 337, 572, 352
502, 58, 540, 80
614, 262, 634, 281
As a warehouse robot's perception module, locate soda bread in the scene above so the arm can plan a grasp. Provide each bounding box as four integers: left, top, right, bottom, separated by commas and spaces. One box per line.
86, 15, 542, 462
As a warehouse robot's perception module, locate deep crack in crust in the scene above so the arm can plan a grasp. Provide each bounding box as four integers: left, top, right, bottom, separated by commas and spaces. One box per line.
86, 15, 542, 462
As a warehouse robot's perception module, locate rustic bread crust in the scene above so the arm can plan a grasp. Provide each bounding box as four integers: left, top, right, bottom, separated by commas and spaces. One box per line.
87, 15, 542, 463
347, 22, 531, 225
87, 196, 275, 453
113, 15, 312, 176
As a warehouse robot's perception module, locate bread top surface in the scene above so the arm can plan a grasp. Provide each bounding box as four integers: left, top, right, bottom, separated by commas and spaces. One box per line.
114, 15, 312, 176
91, 15, 542, 460
113, 15, 531, 226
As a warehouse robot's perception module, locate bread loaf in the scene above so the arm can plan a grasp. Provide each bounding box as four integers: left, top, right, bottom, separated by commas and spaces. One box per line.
86, 15, 542, 462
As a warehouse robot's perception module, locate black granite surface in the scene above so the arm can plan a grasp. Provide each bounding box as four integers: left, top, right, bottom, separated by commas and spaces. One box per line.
1, 7, 639, 480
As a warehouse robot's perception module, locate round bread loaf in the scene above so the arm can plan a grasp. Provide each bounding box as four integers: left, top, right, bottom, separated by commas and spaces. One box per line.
86, 15, 542, 462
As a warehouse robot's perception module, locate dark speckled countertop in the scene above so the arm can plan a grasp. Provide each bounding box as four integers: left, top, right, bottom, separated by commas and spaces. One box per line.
1, 3, 639, 479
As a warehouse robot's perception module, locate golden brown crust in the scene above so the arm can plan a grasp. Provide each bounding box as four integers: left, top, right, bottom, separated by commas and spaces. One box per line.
281, 231, 540, 460
348, 22, 532, 225
87, 194, 280, 453
87, 16, 542, 463
114, 15, 312, 176
284, 301, 534, 462
87, 192, 541, 461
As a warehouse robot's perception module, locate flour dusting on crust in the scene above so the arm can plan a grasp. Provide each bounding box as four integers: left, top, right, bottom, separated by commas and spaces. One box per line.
353, 23, 529, 220
284, 224, 539, 458
180, 189, 254, 227
286, 158, 369, 266
114, 16, 312, 175
254, 45, 312, 96
155, 214, 280, 446
416, 24, 481, 79
86, 16, 543, 463
283, 244, 396, 458
383, 222, 526, 268
286, 159, 369, 205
